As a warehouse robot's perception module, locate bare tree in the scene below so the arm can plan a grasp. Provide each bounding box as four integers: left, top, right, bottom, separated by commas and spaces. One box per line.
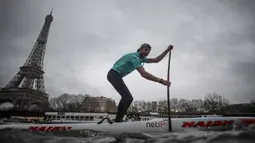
196, 99, 204, 112
177, 99, 190, 112
203, 92, 229, 113
71, 94, 85, 112
158, 100, 168, 112
57, 93, 71, 111
188, 99, 204, 113
170, 98, 178, 112
49, 97, 62, 111
127, 103, 138, 113
48, 93, 87, 112
146, 101, 152, 112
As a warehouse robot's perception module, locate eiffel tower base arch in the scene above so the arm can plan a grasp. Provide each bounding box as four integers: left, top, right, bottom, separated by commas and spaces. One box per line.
0, 88, 49, 111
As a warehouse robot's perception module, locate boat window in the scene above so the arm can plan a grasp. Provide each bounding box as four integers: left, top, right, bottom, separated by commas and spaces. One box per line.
89, 116, 94, 120
57, 116, 60, 119
80, 116, 84, 120
66, 116, 70, 119
99, 116, 103, 119
75, 116, 79, 120
61, 116, 65, 119
71, 116, 74, 119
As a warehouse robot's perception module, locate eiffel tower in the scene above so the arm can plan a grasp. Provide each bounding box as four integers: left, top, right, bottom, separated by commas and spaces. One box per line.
0, 11, 53, 111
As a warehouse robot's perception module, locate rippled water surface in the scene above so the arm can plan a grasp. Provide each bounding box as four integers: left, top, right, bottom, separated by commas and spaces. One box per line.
1, 128, 255, 143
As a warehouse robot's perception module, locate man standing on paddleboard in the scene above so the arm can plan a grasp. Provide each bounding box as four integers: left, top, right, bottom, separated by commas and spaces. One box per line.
107, 43, 173, 122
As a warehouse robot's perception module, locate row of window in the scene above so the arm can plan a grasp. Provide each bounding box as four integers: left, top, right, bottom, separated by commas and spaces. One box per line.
45, 115, 105, 120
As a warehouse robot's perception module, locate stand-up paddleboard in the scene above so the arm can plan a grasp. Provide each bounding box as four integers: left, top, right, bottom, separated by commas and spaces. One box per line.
0, 117, 254, 135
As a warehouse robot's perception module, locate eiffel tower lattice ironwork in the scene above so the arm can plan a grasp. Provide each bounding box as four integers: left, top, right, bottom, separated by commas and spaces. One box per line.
0, 11, 53, 111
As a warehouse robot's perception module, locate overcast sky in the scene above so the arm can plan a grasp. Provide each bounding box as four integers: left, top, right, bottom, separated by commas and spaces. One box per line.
0, 0, 254, 104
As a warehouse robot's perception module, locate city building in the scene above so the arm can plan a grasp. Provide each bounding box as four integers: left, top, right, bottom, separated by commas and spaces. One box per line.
80, 96, 116, 112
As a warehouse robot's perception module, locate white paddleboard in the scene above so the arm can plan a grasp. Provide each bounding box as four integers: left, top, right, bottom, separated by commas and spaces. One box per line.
0, 117, 254, 135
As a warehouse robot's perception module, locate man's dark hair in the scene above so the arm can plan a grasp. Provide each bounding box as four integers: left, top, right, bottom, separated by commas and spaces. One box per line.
137, 43, 151, 52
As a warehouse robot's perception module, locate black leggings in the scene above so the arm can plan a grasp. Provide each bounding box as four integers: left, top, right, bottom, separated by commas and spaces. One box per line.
107, 69, 133, 122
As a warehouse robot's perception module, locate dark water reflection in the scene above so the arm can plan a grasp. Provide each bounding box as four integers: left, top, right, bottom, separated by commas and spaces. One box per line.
0, 128, 255, 143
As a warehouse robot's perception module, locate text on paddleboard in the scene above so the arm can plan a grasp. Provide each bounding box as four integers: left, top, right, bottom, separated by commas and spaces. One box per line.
146, 121, 166, 128
182, 120, 234, 128
28, 126, 72, 132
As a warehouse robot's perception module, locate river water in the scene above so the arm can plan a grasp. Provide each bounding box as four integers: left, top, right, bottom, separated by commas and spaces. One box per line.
1, 128, 255, 143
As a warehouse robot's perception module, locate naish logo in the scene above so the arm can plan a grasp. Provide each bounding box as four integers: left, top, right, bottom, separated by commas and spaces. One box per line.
28, 126, 72, 132
239, 119, 255, 126
181, 120, 234, 128
146, 121, 165, 128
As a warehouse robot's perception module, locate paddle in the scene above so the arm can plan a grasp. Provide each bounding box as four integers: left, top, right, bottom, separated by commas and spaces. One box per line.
167, 47, 173, 131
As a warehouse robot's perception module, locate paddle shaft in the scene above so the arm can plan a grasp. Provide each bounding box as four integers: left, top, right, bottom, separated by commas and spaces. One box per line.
167, 50, 172, 131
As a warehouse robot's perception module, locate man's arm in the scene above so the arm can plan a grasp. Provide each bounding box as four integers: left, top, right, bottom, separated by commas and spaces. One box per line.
145, 45, 172, 63
136, 66, 162, 83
